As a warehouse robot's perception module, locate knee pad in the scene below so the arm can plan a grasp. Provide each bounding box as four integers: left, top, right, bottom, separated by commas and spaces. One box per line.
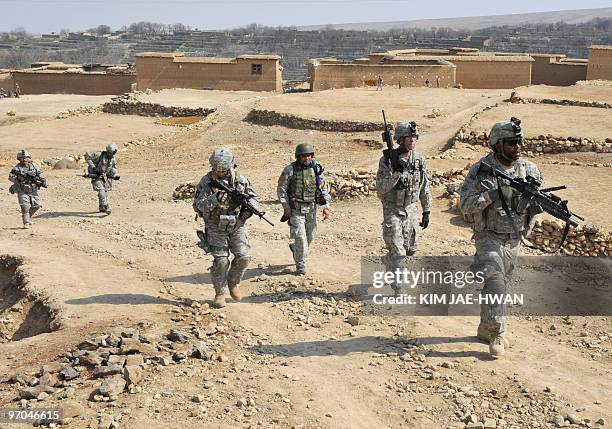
231, 255, 250, 271
212, 256, 230, 274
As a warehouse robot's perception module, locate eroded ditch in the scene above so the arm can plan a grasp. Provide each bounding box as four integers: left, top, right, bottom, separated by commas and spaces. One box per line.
0, 255, 58, 342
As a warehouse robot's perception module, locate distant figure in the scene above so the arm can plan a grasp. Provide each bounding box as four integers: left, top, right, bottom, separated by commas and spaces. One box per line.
376, 76, 383, 91
425, 78, 431, 87
436, 77, 441, 88
0, 88, 6, 98
84, 144, 119, 214
14, 83, 20, 98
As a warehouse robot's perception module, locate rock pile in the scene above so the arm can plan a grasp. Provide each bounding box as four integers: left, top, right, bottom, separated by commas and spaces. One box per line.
102, 101, 215, 118
456, 130, 612, 155
245, 109, 384, 132
509, 95, 612, 109
173, 182, 197, 200
56, 106, 101, 119
327, 169, 377, 199
527, 220, 611, 257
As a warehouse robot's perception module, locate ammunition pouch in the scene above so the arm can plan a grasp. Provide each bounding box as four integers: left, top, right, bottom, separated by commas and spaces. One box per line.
218, 215, 237, 232
196, 229, 212, 253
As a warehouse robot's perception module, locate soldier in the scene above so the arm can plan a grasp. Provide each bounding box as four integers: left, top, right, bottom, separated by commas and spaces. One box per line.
277, 143, 331, 276
460, 117, 543, 358
376, 122, 431, 292
85, 144, 119, 214
8, 150, 46, 228
193, 147, 257, 308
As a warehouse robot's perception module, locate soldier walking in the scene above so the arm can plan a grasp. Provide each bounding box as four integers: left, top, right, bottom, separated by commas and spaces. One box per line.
8, 150, 46, 228
376, 122, 431, 292
193, 147, 257, 308
460, 117, 544, 357
85, 144, 119, 214
277, 143, 331, 276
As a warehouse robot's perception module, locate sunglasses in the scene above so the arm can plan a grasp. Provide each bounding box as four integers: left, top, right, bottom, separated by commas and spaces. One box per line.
502, 138, 524, 147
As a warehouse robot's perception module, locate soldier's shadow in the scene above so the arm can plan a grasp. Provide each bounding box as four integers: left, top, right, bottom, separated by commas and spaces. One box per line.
37, 211, 106, 219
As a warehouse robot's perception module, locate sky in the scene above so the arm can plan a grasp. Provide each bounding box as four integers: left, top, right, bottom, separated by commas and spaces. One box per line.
1, 0, 611, 33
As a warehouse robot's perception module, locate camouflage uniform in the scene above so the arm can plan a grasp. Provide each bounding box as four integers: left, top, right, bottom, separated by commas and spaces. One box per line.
376, 123, 431, 290
277, 151, 331, 275
8, 151, 46, 227
193, 148, 257, 299
85, 144, 118, 213
460, 119, 543, 354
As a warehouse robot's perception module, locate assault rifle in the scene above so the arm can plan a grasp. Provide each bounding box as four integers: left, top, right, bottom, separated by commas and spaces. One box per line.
480, 161, 584, 251
381, 110, 407, 172
81, 173, 120, 181
211, 179, 274, 226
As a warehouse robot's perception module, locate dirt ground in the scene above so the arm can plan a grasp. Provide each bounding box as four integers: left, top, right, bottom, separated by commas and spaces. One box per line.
516, 84, 612, 104
469, 103, 612, 140
0, 85, 610, 429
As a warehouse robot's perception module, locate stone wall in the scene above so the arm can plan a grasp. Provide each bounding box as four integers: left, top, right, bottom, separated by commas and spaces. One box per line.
456, 131, 612, 155
508, 92, 611, 109
102, 100, 215, 118
527, 220, 611, 257
244, 109, 384, 132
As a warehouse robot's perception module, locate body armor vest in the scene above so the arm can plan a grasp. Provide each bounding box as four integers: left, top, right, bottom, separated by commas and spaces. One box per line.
288, 163, 316, 204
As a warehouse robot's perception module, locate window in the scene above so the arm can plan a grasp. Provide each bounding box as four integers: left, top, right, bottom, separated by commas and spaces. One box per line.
251, 63, 262, 75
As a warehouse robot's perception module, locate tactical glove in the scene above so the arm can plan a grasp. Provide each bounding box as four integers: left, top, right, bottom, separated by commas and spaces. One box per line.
420, 211, 430, 229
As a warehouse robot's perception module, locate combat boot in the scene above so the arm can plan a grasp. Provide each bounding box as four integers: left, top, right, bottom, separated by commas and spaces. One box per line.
228, 284, 242, 302
489, 335, 505, 358
477, 324, 511, 348
212, 294, 226, 308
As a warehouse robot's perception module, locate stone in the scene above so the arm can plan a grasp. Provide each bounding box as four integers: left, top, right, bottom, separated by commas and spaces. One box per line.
98, 414, 114, 429
41, 361, 65, 375
192, 395, 205, 403
78, 340, 100, 351
596, 418, 606, 425
60, 367, 79, 381
93, 365, 124, 378
167, 330, 189, 343
124, 366, 144, 386
61, 400, 85, 418
53, 158, 79, 170
553, 415, 568, 427
119, 337, 154, 355
346, 316, 360, 326
79, 353, 102, 367
192, 341, 211, 360
483, 418, 497, 429
38, 372, 59, 387
126, 354, 145, 367
107, 355, 126, 367
98, 375, 126, 397
20, 385, 55, 399
149, 355, 172, 366
567, 414, 582, 425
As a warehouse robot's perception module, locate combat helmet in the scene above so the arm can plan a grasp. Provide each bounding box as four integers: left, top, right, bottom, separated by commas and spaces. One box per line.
106, 143, 118, 155
394, 121, 419, 141
295, 143, 315, 159
488, 117, 523, 147
209, 147, 235, 171
16, 149, 31, 160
